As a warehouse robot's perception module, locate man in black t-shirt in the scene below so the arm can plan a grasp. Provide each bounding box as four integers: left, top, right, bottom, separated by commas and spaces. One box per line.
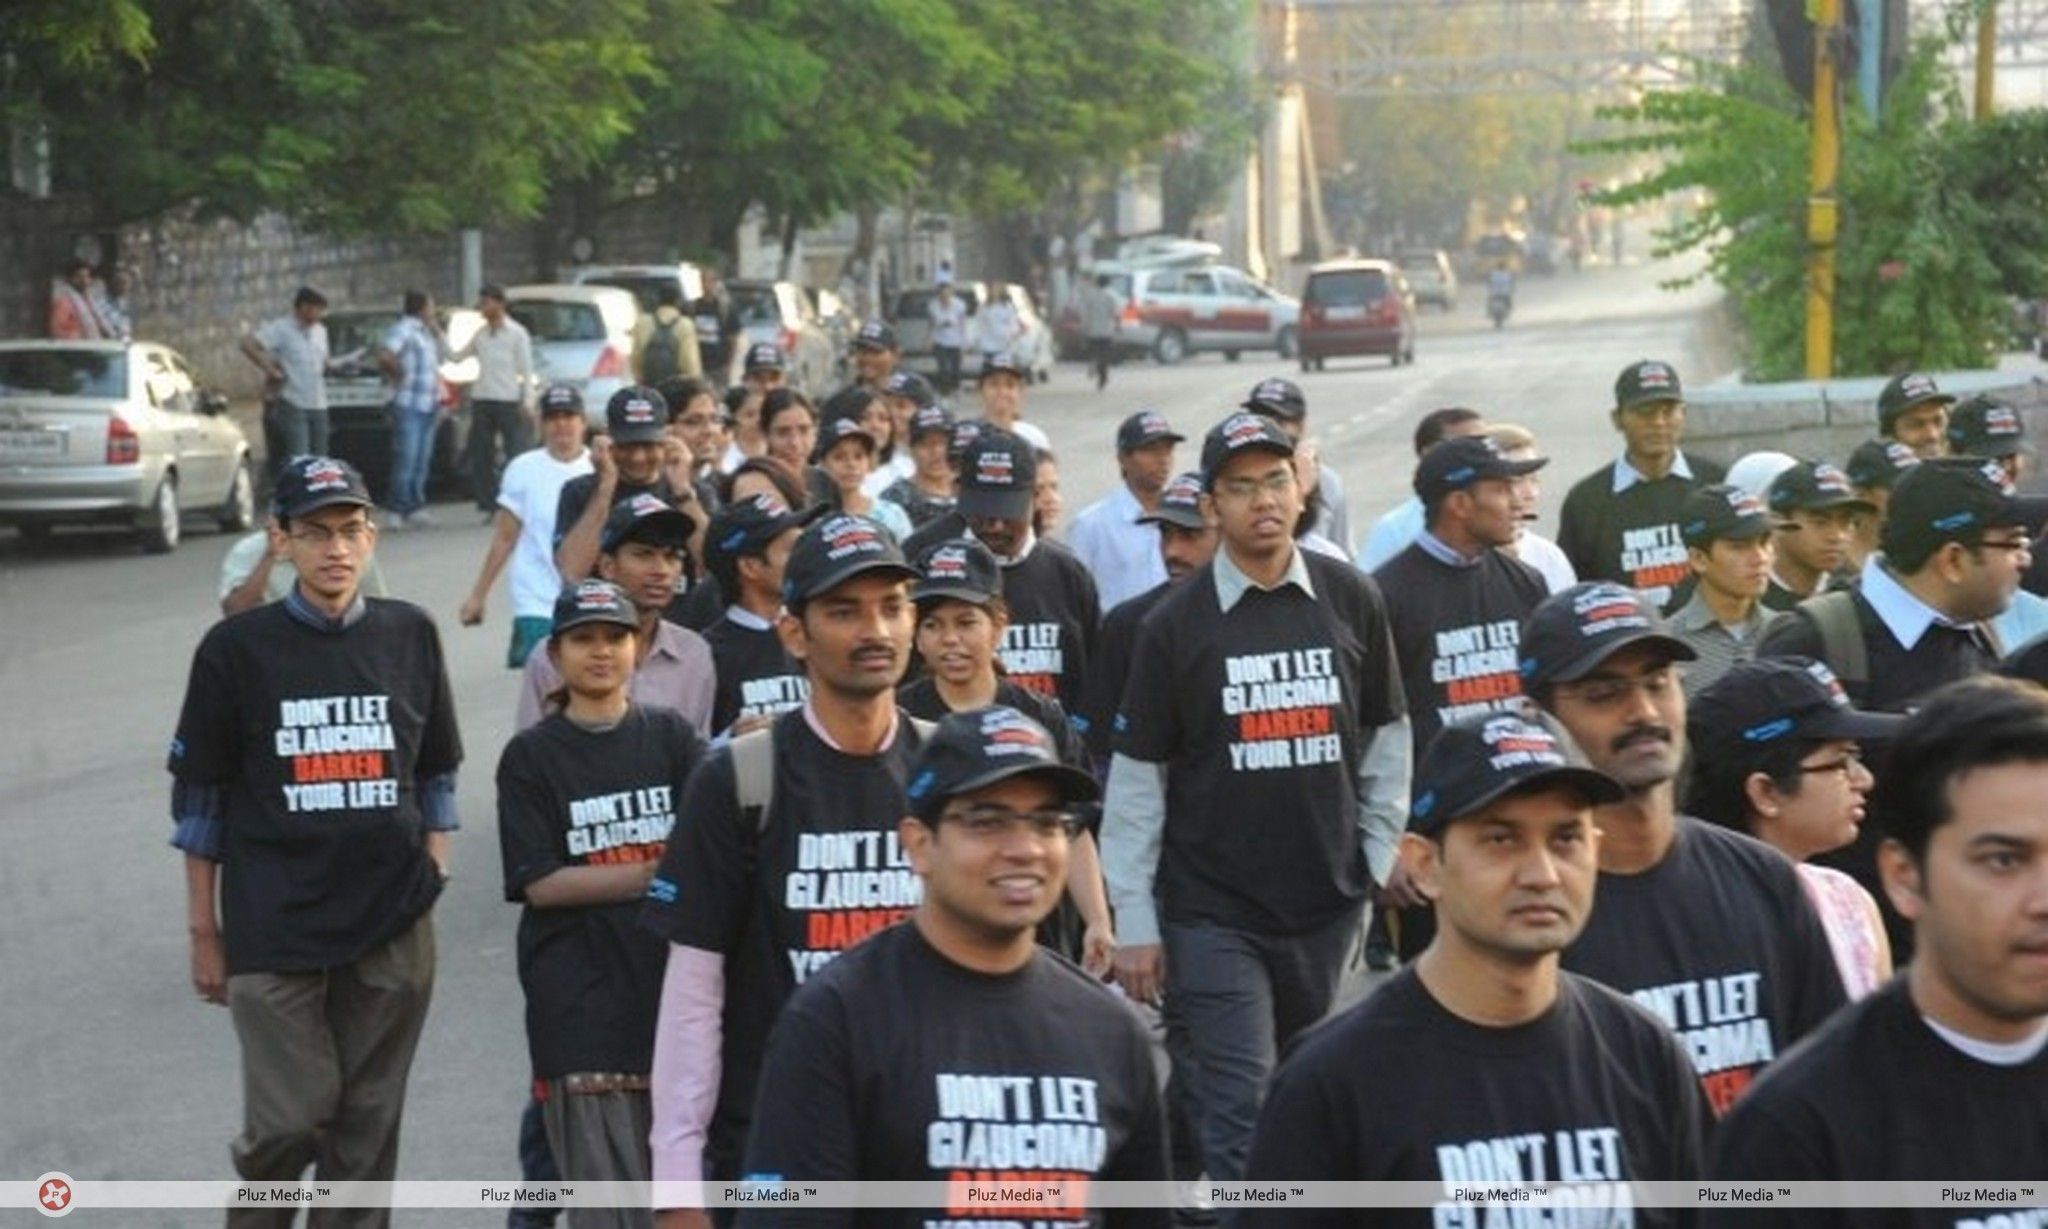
1707, 677, 2048, 1225
556, 384, 701, 581
168, 456, 462, 1212
1523, 581, 1848, 1116
641, 513, 927, 1221
1762, 461, 1870, 612
1557, 360, 1726, 608
1081, 471, 1217, 767
702, 494, 821, 737
1101, 412, 1409, 1183
903, 429, 1101, 720
1244, 713, 1707, 1226
690, 268, 744, 385
1842, 437, 1922, 571
739, 706, 1168, 1229
1372, 435, 1550, 960
1876, 370, 1955, 461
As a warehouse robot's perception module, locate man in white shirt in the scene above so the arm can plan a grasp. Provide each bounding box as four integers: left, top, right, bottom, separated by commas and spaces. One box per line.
241, 286, 337, 473
927, 283, 968, 394
459, 384, 593, 668
975, 282, 1023, 369
974, 353, 1050, 451
450, 284, 537, 516
1358, 406, 1487, 571
1487, 422, 1579, 593
1067, 410, 1184, 611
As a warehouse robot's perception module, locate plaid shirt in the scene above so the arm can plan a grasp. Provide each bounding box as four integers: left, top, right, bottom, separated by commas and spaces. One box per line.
383, 315, 442, 416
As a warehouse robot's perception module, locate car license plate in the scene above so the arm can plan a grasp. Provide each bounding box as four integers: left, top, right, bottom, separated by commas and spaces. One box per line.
1325, 306, 1366, 321
0, 428, 63, 457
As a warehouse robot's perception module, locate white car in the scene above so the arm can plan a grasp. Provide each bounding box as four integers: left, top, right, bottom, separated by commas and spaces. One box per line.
503, 285, 640, 428
727, 279, 837, 398
567, 263, 709, 315
0, 340, 255, 552
891, 281, 1056, 383
1119, 264, 1300, 364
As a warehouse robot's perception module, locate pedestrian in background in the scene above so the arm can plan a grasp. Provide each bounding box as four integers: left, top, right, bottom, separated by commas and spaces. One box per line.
1763, 461, 1870, 612
1877, 371, 1954, 461
459, 383, 594, 668
688, 269, 743, 387
1241, 377, 1353, 555
1484, 422, 1578, 592
1358, 407, 1488, 571
1667, 483, 1778, 696
48, 258, 110, 339
377, 289, 450, 529
926, 282, 967, 394
241, 286, 337, 473
1082, 272, 1121, 390
1067, 410, 1184, 613
451, 285, 537, 518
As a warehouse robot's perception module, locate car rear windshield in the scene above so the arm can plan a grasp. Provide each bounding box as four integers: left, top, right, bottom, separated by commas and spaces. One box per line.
731, 285, 786, 328
508, 301, 608, 342
0, 350, 128, 398
324, 313, 398, 368
1397, 255, 1441, 272
1305, 270, 1389, 306
583, 277, 670, 314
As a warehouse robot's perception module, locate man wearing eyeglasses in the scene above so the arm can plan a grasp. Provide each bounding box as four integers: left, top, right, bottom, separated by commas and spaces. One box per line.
737, 706, 1169, 1227
1759, 457, 2038, 963
167, 455, 462, 1222
1101, 412, 1409, 1184
1523, 581, 1847, 1117
1556, 360, 1726, 610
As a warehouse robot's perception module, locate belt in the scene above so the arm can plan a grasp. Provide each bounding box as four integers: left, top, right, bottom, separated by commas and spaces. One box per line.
557, 1072, 651, 1097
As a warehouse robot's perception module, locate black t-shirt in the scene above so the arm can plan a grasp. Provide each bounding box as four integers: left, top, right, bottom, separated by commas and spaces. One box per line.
879, 476, 956, 531
1243, 968, 1708, 1228
691, 294, 744, 374
497, 707, 706, 1079
1082, 581, 1173, 765
553, 473, 671, 555
167, 599, 463, 974
1114, 553, 1405, 934
640, 710, 929, 1163
1560, 818, 1848, 1117
736, 922, 1169, 1229
1705, 979, 2048, 1227
1557, 457, 1726, 608
704, 611, 810, 736
1372, 542, 1548, 757
668, 572, 726, 632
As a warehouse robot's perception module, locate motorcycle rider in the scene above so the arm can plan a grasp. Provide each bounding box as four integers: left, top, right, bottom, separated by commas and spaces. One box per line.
1486, 262, 1515, 328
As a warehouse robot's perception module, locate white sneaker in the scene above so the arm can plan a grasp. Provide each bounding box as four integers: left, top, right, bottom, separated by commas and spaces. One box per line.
382, 510, 408, 530
406, 508, 437, 529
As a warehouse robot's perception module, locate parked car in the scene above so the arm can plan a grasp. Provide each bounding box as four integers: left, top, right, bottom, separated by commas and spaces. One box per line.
567, 263, 708, 316
727, 279, 836, 398
803, 285, 858, 385
0, 340, 255, 552
503, 285, 639, 428
1297, 259, 1417, 371
319, 306, 484, 502
1118, 264, 1300, 364
1397, 250, 1459, 311
892, 282, 1056, 383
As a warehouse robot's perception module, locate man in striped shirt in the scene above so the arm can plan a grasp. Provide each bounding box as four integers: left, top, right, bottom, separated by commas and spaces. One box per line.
378, 290, 449, 529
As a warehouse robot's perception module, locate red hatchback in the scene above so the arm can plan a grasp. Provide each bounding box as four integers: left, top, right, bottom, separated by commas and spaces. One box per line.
1298, 259, 1417, 371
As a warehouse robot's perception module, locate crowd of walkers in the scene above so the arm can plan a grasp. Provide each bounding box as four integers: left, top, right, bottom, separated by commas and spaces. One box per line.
169, 332, 2048, 1228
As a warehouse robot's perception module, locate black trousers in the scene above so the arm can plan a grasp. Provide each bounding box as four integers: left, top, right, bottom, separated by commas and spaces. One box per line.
467, 400, 529, 510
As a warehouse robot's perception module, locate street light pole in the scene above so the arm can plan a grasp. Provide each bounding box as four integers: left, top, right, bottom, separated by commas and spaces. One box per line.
1976, 0, 1998, 121
1805, 0, 1841, 380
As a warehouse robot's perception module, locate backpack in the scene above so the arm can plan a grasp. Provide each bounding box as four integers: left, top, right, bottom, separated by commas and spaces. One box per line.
729, 714, 937, 834
1801, 588, 2003, 694
641, 313, 684, 384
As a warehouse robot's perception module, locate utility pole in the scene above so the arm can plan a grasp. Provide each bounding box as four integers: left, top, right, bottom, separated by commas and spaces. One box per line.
1805, 0, 1842, 380
1977, 0, 1998, 121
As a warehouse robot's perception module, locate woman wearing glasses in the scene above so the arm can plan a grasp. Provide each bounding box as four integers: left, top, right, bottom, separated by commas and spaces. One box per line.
1686, 656, 1904, 999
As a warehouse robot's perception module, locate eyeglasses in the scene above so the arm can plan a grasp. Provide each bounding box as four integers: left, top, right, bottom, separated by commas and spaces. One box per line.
288, 522, 372, 546
1798, 751, 1865, 779
938, 805, 1083, 841
1973, 536, 2033, 555
1216, 471, 1295, 500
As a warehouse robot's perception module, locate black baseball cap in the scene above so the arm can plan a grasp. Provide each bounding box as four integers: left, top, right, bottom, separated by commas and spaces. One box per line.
1767, 461, 1875, 516
1242, 377, 1307, 422
1519, 581, 1697, 691
551, 578, 640, 636
601, 491, 695, 553
913, 537, 1004, 607
852, 320, 897, 352
1877, 372, 1954, 434
1413, 435, 1545, 503
706, 493, 819, 565
1200, 412, 1296, 490
744, 342, 786, 373
1615, 359, 1683, 411
1880, 457, 2033, 560
538, 383, 585, 417
882, 370, 937, 410
979, 352, 1027, 381
948, 417, 987, 463
908, 402, 956, 442
1409, 713, 1625, 836
1844, 437, 1921, 490
813, 416, 877, 463
958, 428, 1037, 520
1679, 483, 1772, 547
1117, 409, 1184, 454
606, 385, 668, 444
781, 512, 916, 605
903, 706, 1100, 823
1138, 472, 1207, 530
1948, 394, 2026, 458
273, 455, 373, 520
1691, 657, 1903, 768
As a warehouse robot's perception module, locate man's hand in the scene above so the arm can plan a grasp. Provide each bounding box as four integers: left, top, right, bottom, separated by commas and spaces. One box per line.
191, 931, 228, 1005
591, 435, 617, 484
1113, 943, 1165, 1006
1082, 923, 1117, 980
656, 1210, 713, 1229
458, 594, 486, 626
729, 713, 775, 738
661, 434, 694, 492
1294, 439, 1324, 499
1376, 860, 1429, 910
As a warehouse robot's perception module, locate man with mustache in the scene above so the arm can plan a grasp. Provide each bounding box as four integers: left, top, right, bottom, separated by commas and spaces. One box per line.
1706, 677, 2048, 1225
1524, 581, 1847, 1116
639, 514, 930, 1229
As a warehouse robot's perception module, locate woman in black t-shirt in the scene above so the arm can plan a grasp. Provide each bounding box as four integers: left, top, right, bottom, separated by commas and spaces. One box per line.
897, 537, 1114, 975
497, 579, 707, 1210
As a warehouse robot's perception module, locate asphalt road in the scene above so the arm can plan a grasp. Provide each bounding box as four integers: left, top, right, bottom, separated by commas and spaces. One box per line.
0, 256, 1723, 1225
